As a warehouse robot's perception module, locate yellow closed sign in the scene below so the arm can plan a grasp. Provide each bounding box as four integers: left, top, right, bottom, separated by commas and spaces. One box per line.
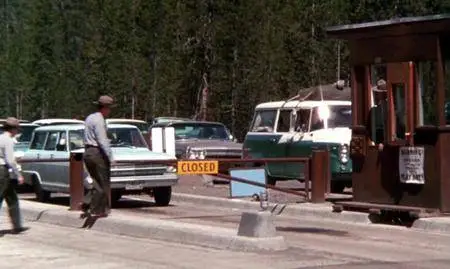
177, 160, 219, 175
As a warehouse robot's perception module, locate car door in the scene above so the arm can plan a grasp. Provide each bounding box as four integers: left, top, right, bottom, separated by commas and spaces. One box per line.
243, 108, 292, 178
285, 108, 316, 179
23, 131, 49, 184
52, 131, 70, 190
266, 109, 295, 177
41, 131, 61, 188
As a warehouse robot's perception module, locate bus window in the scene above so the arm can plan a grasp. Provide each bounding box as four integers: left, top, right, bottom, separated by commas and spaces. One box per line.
276, 110, 291, 133
251, 110, 276, 132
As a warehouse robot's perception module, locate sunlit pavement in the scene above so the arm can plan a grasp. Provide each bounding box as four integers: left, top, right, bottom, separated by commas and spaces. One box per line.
9, 190, 450, 268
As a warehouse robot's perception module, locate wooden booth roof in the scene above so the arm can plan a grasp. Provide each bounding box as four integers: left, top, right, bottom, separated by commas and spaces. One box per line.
326, 14, 450, 40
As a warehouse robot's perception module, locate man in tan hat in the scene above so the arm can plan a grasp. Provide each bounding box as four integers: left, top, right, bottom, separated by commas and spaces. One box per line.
0, 117, 27, 233
367, 79, 388, 151
81, 95, 115, 219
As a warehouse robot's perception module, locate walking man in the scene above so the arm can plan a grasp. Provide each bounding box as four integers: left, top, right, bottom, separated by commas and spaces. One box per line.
82, 95, 115, 219
0, 117, 27, 233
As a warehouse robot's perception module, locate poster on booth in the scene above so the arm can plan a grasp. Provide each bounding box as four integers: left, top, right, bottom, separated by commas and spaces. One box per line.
398, 146, 425, 184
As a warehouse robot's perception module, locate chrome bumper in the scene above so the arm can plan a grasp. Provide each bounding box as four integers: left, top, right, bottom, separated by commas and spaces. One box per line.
110, 173, 179, 189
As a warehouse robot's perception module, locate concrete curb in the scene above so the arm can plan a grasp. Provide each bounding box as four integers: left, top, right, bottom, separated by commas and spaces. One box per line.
18, 200, 287, 252
172, 192, 371, 225
411, 218, 450, 233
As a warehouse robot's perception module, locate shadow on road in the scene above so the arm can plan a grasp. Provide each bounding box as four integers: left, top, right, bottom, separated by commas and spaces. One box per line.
276, 226, 349, 237
21, 195, 173, 209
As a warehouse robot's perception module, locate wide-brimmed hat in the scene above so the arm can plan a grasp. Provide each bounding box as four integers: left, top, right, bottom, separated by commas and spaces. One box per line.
372, 79, 387, 92
93, 95, 116, 107
3, 117, 20, 129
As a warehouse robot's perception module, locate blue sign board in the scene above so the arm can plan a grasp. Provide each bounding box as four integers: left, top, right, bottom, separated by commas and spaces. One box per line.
229, 168, 266, 198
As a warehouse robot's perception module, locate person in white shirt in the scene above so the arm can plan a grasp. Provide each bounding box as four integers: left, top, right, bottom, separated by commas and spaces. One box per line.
0, 117, 27, 233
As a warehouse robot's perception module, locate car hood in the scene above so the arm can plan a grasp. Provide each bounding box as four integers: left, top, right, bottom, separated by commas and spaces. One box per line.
176, 139, 243, 150
71, 147, 176, 161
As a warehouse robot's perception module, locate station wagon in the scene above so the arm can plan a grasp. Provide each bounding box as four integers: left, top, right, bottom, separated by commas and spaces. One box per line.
243, 100, 352, 192
32, 118, 85, 126
20, 123, 178, 206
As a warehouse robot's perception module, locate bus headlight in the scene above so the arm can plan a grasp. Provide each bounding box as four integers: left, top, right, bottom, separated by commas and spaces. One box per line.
340, 144, 349, 164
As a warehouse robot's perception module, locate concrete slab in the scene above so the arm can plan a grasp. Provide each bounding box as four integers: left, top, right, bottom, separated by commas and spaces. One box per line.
237, 211, 277, 238
15, 200, 288, 252
172, 192, 371, 225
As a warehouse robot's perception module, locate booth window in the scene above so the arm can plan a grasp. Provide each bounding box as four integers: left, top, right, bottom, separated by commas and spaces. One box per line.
416, 61, 437, 126
445, 59, 450, 124
368, 64, 387, 145
391, 83, 406, 140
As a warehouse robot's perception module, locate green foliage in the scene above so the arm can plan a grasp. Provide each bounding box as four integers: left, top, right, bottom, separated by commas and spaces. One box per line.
0, 0, 446, 139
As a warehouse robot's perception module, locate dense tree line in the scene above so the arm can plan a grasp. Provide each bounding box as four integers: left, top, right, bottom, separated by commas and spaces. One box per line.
0, 0, 448, 140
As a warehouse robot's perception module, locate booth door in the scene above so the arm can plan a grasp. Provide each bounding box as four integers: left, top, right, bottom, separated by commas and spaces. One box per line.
352, 62, 416, 204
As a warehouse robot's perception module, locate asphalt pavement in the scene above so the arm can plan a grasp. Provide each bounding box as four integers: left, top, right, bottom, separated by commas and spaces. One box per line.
5, 191, 450, 268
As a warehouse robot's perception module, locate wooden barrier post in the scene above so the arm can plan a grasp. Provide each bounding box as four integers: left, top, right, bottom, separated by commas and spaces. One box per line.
310, 150, 328, 203
69, 152, 84, 211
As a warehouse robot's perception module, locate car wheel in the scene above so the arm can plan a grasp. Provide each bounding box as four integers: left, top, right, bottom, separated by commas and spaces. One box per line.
330, 181, 346, 193
153, 186, 172, 206
33, 176, 51, 203
111, 190, 122, 204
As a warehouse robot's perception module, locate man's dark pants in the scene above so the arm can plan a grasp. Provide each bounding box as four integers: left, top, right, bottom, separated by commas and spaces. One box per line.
83, 147, 111, 215
0, 166, 22, 228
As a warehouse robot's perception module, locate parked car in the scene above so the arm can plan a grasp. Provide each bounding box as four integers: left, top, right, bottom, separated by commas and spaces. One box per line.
106, 118, 149, 134
20, 123, 178, 206
150, 117, 191, 126
32, 118, 85, 126
149, 120, 242, 174
243, 100, 352, 193
0, 119, 29, 124
0, 123, 39, 157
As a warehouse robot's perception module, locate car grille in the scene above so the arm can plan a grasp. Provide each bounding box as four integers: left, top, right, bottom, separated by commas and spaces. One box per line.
111, 163, 167, 177
204, 149, 242, 158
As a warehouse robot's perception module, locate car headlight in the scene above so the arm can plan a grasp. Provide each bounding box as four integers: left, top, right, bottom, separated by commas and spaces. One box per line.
340, 144, 349, 164
166, 166, 177, 173
186, 147, 206, 160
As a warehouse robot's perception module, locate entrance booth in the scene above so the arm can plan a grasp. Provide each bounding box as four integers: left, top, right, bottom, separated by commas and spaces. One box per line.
326, 14, 450, 217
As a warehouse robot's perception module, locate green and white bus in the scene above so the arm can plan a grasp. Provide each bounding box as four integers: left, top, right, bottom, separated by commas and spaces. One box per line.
242, 100, 352, 193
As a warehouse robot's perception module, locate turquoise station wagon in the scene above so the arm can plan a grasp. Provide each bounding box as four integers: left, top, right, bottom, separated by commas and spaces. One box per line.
20, 123, 178, 206
243, 100, 352, 193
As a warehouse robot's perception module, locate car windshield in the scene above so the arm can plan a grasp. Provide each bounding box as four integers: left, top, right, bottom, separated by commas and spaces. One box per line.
250, 110, 276, 132
16, 125, 39, 143
173, 123, 230, 140
310, 105, 352, 131
68, 127, 148, 150
108, 121, 149, 133
328, 105, 352, 128
0, 125, 38, 143
108, 127, 147, 147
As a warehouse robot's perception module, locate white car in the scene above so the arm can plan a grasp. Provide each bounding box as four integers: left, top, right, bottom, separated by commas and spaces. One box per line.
21, 123, 178, 206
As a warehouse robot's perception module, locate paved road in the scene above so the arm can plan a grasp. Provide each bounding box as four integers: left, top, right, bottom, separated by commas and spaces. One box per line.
0, 221, 363, 269
1, 215, 450, 268
10, 193, 450, 268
